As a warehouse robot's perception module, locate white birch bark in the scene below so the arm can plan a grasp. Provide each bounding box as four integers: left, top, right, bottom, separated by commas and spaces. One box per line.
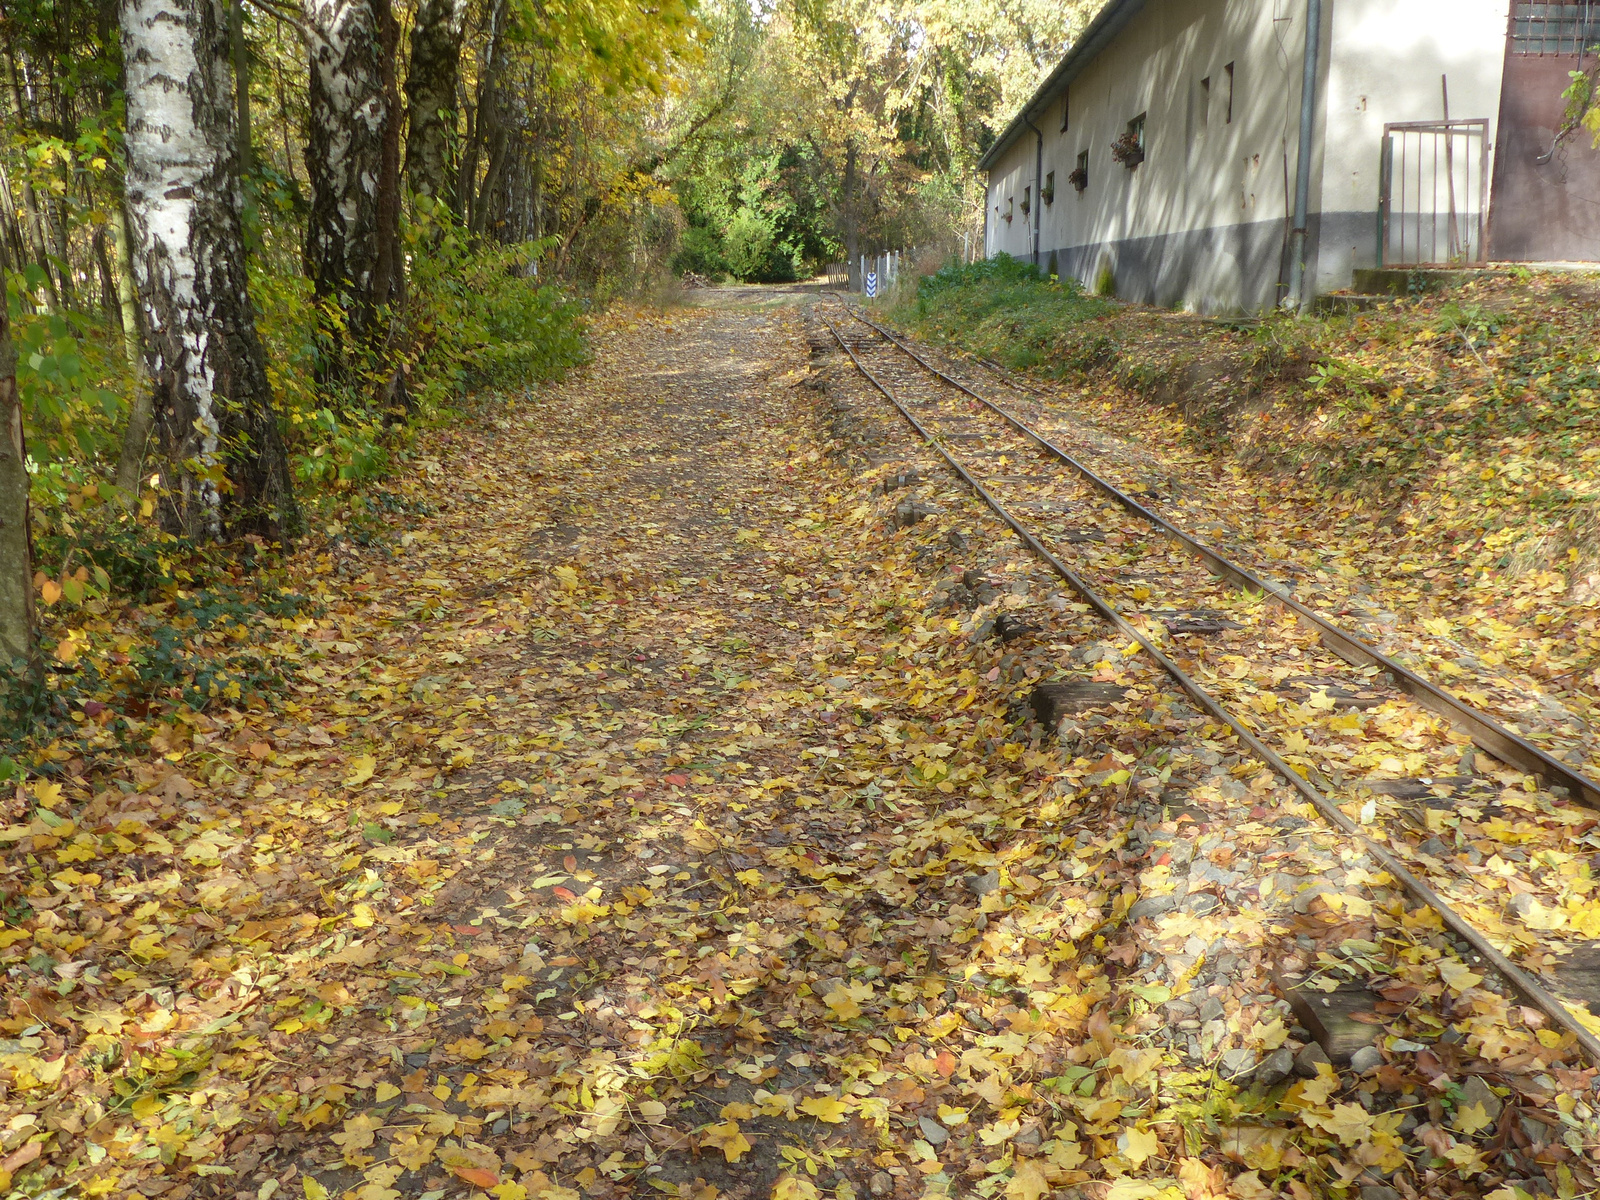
404, 0, 468, 209
305, 0, 395, 347
120, 0, 298, 539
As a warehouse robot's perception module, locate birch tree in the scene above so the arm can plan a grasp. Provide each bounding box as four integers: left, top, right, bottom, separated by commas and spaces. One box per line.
304, 0, 402, 355
405, 0, 468, 210
120, 0, 299, 539
0, 257, 35, 673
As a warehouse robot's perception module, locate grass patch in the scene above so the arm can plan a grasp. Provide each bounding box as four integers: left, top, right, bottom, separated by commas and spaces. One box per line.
890, 254, 1118, 372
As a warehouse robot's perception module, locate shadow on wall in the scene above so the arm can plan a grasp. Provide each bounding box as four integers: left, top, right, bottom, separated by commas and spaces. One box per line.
1183, 249, 1244, 313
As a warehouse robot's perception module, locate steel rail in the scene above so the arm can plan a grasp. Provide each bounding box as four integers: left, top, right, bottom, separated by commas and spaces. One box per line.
819, 308, 1600, 1067
836, 299, 1600, 812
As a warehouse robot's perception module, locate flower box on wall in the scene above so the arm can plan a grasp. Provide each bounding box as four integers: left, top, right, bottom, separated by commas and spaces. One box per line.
1111, 114, 1146, 170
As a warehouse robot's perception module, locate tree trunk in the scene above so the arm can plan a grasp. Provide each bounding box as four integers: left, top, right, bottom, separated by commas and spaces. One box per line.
45, 189, 77, 312
229, 0, 253, 174
111, 202, 155, 501
92, 225, 123, 331
0, 172, 31, 313
16, 179, 59, 311
5, 53, 63, 311
842, 139, 859, 290
304, 0, 399, 355
459, 0, 506, 235
120, 0, 299, 540
371, 0, 403, 312
404, 0, 466, 210
0, 258, 36, 673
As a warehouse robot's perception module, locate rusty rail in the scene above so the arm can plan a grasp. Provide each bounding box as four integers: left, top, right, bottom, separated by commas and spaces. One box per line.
819, 305, 1600, 1067
838, 299, 1600, 812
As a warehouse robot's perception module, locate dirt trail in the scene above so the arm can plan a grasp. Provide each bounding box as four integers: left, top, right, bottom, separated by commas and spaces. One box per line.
35, 294, 1595, 1200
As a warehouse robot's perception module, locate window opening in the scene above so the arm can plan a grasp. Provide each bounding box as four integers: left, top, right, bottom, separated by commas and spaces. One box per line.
1512, 2, 1600, 56
1021, 186, 1031, 216
1200, 76, 1211, 125
1112, 114, 1146, 168
1043, 171, 1056, 204
1225, 63, 1235, 123
1071, 149, 1089, 192
1061, 87, 1071, 132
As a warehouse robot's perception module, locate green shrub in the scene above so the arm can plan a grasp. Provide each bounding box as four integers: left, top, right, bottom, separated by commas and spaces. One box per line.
252, 200, 586, 495
894, 253, 1117, 372
916, 252, 1042, 300
673, 225, 729, 278
403, 203, 586, 391
722, 209, 798, 282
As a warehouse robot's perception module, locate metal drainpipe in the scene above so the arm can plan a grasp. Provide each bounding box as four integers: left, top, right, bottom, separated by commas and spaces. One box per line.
1024, 110, 1044, 270
1287, 0, 1323, 311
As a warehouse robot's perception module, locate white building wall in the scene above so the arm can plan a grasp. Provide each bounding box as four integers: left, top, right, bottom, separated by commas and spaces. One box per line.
1317, 0, 1508, 289
983, 0, 1512, 311
987, 0, 1316, 309
984, 160, 1032, 259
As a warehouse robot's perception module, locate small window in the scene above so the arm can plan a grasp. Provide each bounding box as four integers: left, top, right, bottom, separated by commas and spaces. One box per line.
1225, 62, 1235, 123
1021, 185, 1031, 216
1071, 149, 1089, 193
1004, 198, 1014, 223
1060, 87, 1070, 133
1200, 76, 1211, 125
1043, 170, 1055, 205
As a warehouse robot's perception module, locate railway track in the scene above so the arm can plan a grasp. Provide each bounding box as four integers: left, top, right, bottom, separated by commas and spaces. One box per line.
955, 347, 1600, 777
818, 294, 1600, 1068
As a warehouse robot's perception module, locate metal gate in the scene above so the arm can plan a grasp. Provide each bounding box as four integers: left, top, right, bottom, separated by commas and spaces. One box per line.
1380, 119, 1490, 266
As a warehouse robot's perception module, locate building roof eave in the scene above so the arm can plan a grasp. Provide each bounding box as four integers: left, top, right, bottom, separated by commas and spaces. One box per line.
977, 0, 1149, 174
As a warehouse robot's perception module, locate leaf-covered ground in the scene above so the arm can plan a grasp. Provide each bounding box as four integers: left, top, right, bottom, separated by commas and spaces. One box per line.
4, 293, 1597, 1199
891, 270, 1600, 757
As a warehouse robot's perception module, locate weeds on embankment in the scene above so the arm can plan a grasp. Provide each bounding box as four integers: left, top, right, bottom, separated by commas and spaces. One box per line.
887, 259, 1600, 590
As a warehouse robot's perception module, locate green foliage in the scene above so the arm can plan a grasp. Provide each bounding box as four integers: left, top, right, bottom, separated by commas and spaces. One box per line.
403, 207, 586, 393
6, 578, 317, 752
134, 585, 313, 710
31, 476, 174, 599
895, 254, 1116, 371
9, 282, 133, 470
1564, 65, 1600, 146
916, 252, 1041, 298
673, 149, 813, 282
672, 226, 730, 278
252, 202, 586, 496
723, 210, 798, 282
722, 209, 777, 280
6, 198, 586, 742
664, 0, 1098, 277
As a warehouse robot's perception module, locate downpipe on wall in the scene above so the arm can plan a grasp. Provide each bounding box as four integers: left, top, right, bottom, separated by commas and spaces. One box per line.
1286, 0, 1322, 312
1025, 110, 1044, 271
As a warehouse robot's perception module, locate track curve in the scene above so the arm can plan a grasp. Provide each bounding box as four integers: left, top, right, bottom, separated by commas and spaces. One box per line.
818, 296, 1600, 1067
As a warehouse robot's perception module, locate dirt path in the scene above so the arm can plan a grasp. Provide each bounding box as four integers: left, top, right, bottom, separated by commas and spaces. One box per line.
30, 296, 1594, 1199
